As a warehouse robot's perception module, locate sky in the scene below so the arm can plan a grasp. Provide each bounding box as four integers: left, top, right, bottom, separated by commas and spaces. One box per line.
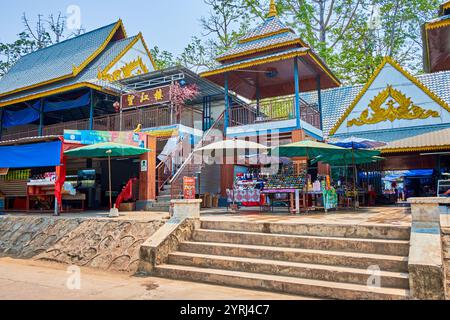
0, 0, 211, 56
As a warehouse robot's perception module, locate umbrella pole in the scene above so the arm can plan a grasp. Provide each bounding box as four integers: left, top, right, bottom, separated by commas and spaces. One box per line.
108, 155, 112, 210
352, 145, 358, 210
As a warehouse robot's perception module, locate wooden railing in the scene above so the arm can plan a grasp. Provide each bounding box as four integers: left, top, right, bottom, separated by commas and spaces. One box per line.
0, 106, 174, 141
229, 97, 321, 129
170, 111, 225, 199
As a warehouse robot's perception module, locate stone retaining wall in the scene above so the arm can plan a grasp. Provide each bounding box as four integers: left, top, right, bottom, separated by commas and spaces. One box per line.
442, 227, 450, 298
0, 216, 165, 273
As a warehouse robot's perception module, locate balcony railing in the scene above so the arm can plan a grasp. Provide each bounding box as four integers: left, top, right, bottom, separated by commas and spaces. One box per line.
0, 106, 177, 142
229, 97, 321, 129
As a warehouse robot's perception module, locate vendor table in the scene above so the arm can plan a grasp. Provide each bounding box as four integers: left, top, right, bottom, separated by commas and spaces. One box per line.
227, 189, 262, 207
261, 189, 301, 214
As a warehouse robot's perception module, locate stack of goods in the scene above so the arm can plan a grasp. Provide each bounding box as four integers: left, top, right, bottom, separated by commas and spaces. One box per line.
264, 166, 306, 191
0, 169, 31, 181
28, 172, 56, 185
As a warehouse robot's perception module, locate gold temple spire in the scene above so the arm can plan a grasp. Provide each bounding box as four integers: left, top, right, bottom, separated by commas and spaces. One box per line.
268, 0, 278, 18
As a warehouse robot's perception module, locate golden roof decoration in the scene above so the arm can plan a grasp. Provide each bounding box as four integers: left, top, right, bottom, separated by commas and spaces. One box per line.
268, 0, 278, 18
348, 85, 440, 128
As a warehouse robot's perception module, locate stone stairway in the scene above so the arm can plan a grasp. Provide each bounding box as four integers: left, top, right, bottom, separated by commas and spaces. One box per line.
154, 220, 411, 300
148, 184, 172, 212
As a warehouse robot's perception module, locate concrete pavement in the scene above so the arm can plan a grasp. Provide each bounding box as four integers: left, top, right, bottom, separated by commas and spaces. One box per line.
0, 258, 308, 300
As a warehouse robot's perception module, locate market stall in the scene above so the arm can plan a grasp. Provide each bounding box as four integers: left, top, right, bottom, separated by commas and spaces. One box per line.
0, 138, 70, 214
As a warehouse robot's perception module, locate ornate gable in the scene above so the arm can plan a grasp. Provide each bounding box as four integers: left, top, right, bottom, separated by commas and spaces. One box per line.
97, 33, 156, 82
330, 57, 450, 136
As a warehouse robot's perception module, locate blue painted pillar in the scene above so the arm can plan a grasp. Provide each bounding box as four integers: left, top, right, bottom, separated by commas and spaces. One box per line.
256, 78, 260, 118
317, 75, 323, 131
0, 108, 4, 141
89, 89, 94, 130
39, 98, 45, 136
224, 73, 229, 135
294, 58, 301, 129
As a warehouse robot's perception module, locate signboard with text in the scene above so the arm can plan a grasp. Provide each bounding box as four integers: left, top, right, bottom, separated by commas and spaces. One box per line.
121, 85, 171, 109
183, 177, 196, 200
64, 130, 147, 148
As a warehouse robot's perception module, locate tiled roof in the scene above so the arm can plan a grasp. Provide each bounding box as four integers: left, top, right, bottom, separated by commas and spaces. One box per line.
0, 36, 137, 104
0, 22, 119, 96
300, 69, 450, 142
206, 47, 309, 74
217, 32, 301, 60
238, 17, 291, 43
379, 127, 450, 151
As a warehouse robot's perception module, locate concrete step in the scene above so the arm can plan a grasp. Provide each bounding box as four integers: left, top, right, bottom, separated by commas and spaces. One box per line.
157, 195, 172, 201
192, 229, 410, 256
154, 264, 409, 300
168, 251, 409, 289
178, 241, 409, 272
200, 221, 411, 240
146, 203, 170, 212
158, 190, 171, 197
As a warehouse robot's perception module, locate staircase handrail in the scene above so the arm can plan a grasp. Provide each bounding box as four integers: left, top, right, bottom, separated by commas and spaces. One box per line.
169, 111, 225, 185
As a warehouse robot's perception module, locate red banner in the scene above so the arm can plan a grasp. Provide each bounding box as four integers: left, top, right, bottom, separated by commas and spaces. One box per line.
121, 85, 171, 109
183, 177, 196, 200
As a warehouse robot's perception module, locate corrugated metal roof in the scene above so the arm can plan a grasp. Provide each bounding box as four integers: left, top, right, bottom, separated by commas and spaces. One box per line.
0, 22, 119, 96
0, 135, 61, 146
379, 127, 450, 152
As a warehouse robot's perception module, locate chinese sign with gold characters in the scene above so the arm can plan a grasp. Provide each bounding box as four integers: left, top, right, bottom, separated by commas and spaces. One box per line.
121, 85, 171, 109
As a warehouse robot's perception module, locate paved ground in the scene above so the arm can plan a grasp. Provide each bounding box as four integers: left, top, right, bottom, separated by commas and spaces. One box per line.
0, 258, 308, 300
202, 206, 412, 226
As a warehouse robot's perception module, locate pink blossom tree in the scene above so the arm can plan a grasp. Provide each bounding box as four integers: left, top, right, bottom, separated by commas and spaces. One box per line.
169, 82, 200, 123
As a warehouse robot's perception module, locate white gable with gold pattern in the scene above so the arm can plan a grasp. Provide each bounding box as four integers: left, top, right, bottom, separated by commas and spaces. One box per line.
330, 58, 450, 137
97, 34, 156, 82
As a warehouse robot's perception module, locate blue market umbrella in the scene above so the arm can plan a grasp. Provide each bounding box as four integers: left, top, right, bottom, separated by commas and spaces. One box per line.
329, 137, 387, 150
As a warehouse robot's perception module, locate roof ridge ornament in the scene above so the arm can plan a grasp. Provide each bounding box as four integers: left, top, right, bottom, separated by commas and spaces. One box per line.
268, 0, 278, 18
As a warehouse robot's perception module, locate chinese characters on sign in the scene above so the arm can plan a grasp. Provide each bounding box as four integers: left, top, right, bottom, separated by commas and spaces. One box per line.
121, 85, 171, 109
183, 177, 196, 200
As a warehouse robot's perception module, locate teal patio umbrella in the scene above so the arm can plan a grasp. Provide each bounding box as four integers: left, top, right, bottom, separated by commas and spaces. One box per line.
271, 140, 348, 159
65, 142, 150, 209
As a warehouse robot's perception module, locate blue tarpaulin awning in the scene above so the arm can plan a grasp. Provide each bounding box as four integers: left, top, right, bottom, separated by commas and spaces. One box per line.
0, 141, 62, 168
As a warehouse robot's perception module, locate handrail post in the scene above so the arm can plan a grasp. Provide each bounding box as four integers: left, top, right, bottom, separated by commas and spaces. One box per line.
89, 88, 94, 130
0, 108, 4, 141
224, 73, 229, 136
317, 75, 323, 132
39, 98, 45, 137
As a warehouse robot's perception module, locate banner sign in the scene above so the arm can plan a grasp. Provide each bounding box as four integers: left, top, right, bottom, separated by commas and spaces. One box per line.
64, 130, 147, 148
121, 85, 171, 109
183, 177, 196, 200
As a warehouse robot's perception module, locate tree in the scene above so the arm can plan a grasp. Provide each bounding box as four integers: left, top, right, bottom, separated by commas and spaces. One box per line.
0, 12, 85, 77
150, 46, 177, 69
178, 0, 253, 72
242, 0, 440, 84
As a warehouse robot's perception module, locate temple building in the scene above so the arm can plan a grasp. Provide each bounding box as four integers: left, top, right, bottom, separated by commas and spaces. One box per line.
200, 0, 340, 142
0, 20, 157, 140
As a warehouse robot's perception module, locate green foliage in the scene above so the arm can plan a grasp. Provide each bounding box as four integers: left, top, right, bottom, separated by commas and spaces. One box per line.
150, 46, 177, 70
188, 0, 441, 85
0, 13, 84, 77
